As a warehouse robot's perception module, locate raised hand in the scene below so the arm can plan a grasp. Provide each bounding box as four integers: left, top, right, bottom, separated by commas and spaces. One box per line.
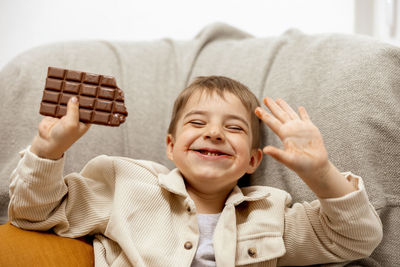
255, 97, 355, 198
255, 97, 329, 177
30, 97, 91, 160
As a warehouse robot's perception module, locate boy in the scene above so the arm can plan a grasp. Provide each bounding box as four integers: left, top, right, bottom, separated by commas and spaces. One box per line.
9, 76, 382, 266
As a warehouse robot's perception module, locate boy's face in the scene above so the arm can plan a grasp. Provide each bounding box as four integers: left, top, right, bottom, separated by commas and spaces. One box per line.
166, 91, 262, 192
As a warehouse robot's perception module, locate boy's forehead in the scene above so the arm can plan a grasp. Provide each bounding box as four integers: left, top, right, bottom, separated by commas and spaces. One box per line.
186, 90, 234, 106
181, 90, 250, 118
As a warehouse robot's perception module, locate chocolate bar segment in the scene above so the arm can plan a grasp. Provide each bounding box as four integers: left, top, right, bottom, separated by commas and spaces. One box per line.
40, 67, 128, 126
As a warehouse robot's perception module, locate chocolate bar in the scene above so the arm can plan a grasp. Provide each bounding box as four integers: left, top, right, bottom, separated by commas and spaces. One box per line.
40, 67, 128, 126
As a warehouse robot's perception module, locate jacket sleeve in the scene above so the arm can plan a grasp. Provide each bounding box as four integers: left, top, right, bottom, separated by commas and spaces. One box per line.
8, 147, 115, 238
278, 173, 383, 266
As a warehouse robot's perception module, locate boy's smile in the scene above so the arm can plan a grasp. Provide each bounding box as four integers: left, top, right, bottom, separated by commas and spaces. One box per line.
166, 91, 262, 194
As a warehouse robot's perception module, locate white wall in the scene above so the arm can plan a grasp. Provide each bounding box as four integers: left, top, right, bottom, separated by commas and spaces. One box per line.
354, 0, 400, 46
0, 0, 355, 69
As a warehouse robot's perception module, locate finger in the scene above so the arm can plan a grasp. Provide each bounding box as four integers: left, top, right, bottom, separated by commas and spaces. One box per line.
78, 122, 91, 136
298, 106, 310, 121
38, 117, 59, 138
263, 97, 291, 123
40, 116, 58, 127
276, 99, 299, 120
65, 96, 80, 126
263, 146, 292, 166
255, 107, 282, 136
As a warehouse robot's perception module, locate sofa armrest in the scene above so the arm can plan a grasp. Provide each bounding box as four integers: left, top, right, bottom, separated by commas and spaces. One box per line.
0, 222, 94, 266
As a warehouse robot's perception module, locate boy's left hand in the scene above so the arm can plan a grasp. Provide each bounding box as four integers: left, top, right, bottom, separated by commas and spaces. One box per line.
255, 97, 330, 181
255, 97, 356, 198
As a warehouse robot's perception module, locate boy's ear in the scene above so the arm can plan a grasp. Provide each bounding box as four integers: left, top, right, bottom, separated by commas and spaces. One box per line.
246, 148, 263, 174
166, 134, 175, 161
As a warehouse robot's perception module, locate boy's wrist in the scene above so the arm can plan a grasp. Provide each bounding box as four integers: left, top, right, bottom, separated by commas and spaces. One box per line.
30, 135, 64, 160
300, 161, 357, 199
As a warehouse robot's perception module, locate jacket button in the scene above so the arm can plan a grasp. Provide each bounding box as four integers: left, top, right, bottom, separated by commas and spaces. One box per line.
184, 241, 193, 250
248, 247, 257, 257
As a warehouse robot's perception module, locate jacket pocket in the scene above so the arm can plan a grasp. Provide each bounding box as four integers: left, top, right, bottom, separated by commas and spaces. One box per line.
236, 232, 286, 266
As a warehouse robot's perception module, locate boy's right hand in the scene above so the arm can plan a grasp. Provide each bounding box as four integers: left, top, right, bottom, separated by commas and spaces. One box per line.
30, 97, 91, 160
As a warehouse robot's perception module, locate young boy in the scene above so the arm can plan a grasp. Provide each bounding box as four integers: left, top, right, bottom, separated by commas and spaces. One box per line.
9, 76, 382, 266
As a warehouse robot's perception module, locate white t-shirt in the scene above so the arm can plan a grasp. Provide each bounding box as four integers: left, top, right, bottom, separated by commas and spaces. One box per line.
191, 213, 221, 267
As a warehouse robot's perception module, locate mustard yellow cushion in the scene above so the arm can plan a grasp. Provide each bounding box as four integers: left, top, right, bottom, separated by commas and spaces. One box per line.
0, 222, 94, 266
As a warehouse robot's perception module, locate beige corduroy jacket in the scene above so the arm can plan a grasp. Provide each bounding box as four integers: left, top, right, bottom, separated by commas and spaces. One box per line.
9, 148, 382, 266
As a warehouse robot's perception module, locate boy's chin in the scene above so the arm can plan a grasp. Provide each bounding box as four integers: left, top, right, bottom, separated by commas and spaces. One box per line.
183, 168, 241, 186
184, 175, 239, 194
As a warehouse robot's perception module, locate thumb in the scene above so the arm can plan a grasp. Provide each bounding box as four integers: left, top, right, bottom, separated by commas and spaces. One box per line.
65, 96, 80, 124
263, 145, 291, 166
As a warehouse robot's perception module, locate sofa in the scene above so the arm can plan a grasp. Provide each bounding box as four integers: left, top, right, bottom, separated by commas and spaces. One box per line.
0, 23, 399, 266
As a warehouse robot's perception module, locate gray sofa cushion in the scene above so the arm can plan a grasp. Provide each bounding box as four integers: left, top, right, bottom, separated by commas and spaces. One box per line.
0, 23, 398, 266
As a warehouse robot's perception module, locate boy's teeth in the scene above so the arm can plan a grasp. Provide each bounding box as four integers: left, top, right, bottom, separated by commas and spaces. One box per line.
199, 150, 221, 156
196, 149, 229, 156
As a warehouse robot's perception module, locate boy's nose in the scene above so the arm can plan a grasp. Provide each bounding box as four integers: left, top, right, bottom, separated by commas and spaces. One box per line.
204, 127, 225, 142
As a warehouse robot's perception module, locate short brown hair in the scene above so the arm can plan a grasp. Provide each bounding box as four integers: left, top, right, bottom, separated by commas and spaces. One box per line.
168, 76, 261, 149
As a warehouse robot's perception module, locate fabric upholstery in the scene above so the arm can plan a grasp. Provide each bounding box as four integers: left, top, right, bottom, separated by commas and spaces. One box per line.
0, 23, 399, 266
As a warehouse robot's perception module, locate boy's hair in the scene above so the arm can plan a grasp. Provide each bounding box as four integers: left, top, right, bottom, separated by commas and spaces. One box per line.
168, 76, 262, 149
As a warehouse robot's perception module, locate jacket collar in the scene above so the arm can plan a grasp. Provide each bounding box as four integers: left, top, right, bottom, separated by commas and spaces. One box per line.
158, 168, 271, 205
225, 185, 271, 206
158, 168, 189, 198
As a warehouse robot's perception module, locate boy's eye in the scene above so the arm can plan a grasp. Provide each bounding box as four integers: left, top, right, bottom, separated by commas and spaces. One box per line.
227, 125, 243, 131
189, 120, 205, 126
